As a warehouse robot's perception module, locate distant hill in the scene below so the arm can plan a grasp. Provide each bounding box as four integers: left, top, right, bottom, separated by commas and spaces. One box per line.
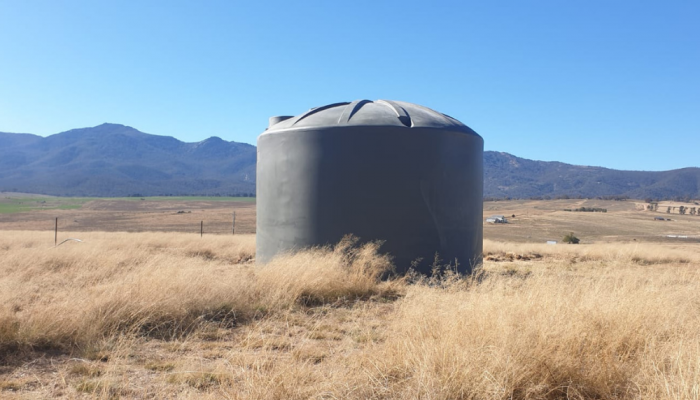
484, 152, 700, 200
0, 124, 256, 197
0, 124, 698, 199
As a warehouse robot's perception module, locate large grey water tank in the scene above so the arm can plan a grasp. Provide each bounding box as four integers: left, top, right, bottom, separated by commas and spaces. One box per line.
256, 100, 483, 274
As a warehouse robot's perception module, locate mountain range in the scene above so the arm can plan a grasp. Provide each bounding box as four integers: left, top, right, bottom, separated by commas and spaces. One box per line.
484, 152, 700, 200
0, 124, 255, 197
0, 123, 698, 200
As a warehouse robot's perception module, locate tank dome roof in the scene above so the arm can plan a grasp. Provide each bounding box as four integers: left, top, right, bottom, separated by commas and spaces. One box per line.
266, 100, 478, 135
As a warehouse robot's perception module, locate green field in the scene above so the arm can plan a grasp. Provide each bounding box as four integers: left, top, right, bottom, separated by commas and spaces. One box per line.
134, 196, 256, 202
0, 197, 90, 214
0, 195, 255, 214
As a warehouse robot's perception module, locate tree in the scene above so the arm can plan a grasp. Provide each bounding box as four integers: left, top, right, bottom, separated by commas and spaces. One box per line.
667, 207, 671, 214
679, 206, 686, 215
562, 232, 580, 244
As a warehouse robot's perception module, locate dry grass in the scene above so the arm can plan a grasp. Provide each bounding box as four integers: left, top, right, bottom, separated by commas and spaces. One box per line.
371, 266, 700, 399
256, 236, 398, 308
0, 197, 257, 234
483, 199, 700, 244
1, 230, 699, 399
0, 232, 395, 358
484, 239, 700, 265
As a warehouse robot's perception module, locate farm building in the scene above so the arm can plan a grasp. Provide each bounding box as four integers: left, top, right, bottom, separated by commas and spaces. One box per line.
486, 215, 508, 224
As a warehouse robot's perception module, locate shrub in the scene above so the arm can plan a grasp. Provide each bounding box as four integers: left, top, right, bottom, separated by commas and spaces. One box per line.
562, 232, 580, 244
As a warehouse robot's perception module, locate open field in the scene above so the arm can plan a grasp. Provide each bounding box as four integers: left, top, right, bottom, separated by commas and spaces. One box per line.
0, 194, 256, 235
484, 198, 700, 244
2, 197, 700, 398
1, 230, 700, 399
0, 194, 255, 214
0, 196, 88, 214
3, 195, 700, 245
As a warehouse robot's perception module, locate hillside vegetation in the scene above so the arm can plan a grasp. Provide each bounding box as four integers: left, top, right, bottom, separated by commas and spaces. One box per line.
1, 231, 699, 399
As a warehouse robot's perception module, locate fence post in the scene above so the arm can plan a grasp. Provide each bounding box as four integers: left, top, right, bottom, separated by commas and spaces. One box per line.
55, 217, 58, 246
232, 211, 236, 235
201, 221, 203, 237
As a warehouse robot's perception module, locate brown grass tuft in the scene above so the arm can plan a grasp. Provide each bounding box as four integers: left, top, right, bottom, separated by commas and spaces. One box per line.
256, 236, 399, 307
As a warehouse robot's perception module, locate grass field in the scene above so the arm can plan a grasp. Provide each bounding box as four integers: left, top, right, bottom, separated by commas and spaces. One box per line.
1, 230, 699, 399
1, 197, 700, 398
0, 193, 257, 234
3, 195, 700, 244
0, 197, 89, 214
484, 198, 700, 244
0, 194, 255, 215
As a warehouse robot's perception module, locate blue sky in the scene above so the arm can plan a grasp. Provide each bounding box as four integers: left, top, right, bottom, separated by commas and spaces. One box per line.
0, 0, 697, 171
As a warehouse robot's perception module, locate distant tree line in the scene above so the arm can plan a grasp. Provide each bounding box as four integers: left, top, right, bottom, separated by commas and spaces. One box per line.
660, 205, 700, 216
677, 206, 698, 216
563, 207, 608, 213
484, 194, 700, 202
484, 195, 630, 202
128, 193, 255, 198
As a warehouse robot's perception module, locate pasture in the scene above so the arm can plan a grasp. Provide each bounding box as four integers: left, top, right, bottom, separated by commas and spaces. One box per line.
0, 194, 256, 234
1, 196, 699, 399
484, 198, 700, 244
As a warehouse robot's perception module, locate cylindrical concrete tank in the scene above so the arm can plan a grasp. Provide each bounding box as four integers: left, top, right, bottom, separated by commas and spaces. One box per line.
256, 99, 483, 274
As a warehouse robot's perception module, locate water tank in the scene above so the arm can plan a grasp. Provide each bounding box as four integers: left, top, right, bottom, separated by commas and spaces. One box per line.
256, 100, 483, 274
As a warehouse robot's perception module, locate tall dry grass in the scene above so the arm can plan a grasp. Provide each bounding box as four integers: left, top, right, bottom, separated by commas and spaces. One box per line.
1, 231, 699, 399
0, 231, 395, 358
367, 264, 700, 399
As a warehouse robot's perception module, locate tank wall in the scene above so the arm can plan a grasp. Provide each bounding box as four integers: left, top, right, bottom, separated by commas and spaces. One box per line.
256, 126, 483, 274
